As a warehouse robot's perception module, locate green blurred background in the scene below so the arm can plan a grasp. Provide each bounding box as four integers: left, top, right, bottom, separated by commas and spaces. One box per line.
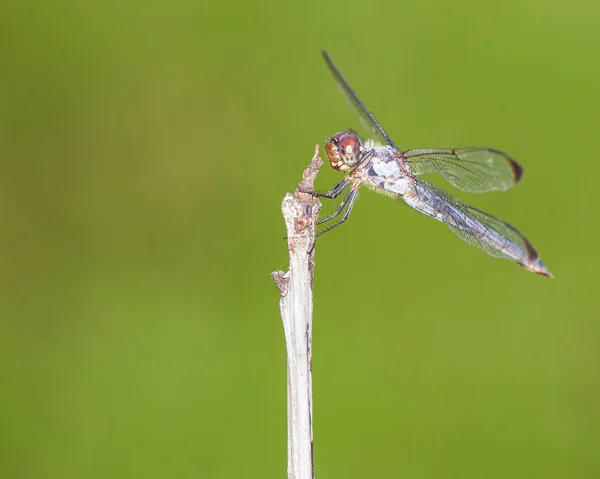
1, 0, 599, 477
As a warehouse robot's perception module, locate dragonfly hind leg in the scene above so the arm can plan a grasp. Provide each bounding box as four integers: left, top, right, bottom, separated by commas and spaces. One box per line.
317, 188, 355, 225
316, 188, 358, 237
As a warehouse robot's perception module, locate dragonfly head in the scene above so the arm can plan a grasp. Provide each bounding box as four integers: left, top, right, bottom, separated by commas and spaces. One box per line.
325, 132, 363, 171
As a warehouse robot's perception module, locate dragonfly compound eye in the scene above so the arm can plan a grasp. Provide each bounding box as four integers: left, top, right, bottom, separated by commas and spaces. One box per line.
326, 131, 362, 171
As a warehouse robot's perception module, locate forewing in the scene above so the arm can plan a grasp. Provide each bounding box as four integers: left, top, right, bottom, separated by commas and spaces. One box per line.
405, 178, 538, 263
404, 147, 523, 193
322, 51, 397, 149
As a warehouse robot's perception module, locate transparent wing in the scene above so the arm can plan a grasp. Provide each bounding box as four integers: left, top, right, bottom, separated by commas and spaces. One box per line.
403, 178, 539, 264
404, 147, 523, 193
322, 51, 398, 149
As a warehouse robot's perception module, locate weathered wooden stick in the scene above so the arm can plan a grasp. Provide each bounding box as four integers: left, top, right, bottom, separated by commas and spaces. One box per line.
272, 145, 322, 479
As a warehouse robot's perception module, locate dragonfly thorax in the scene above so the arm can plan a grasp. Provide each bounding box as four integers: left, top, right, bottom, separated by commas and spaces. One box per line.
325, 131, 363, 171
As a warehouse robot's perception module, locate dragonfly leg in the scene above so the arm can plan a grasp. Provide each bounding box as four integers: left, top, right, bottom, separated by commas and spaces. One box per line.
316, 188, 355, 225
301, 150, 372, 198
316, 188, 358, 237
303, 178, 350, 199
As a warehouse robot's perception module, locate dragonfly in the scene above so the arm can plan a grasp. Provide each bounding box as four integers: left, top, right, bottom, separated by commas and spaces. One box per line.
306, 51, 552, 277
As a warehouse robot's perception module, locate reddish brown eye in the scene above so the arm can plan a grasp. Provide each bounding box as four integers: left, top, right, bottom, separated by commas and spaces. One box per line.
338, 132, 361, 165
325, 131, 362, 171
337, 132, 360, 152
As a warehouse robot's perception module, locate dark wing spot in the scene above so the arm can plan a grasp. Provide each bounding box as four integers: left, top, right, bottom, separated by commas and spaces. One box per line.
523, 236, 539, 261
508, 156, 524, 183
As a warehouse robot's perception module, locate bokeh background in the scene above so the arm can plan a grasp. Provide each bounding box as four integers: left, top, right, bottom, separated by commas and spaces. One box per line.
1, 0, 599, 477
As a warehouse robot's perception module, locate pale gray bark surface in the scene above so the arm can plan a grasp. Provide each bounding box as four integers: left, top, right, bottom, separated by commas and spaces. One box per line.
272, 146, 322, 479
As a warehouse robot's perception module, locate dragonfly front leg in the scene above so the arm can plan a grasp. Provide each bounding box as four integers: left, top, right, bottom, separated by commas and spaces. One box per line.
303, 178, 350, 199
300, 150, 371, 199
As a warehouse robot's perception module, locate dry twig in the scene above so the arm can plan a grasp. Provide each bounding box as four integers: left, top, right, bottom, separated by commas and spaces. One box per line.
271, 145, 322, 479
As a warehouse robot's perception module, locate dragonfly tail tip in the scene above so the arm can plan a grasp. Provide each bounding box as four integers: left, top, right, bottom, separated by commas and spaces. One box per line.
522, 259, 553, 278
